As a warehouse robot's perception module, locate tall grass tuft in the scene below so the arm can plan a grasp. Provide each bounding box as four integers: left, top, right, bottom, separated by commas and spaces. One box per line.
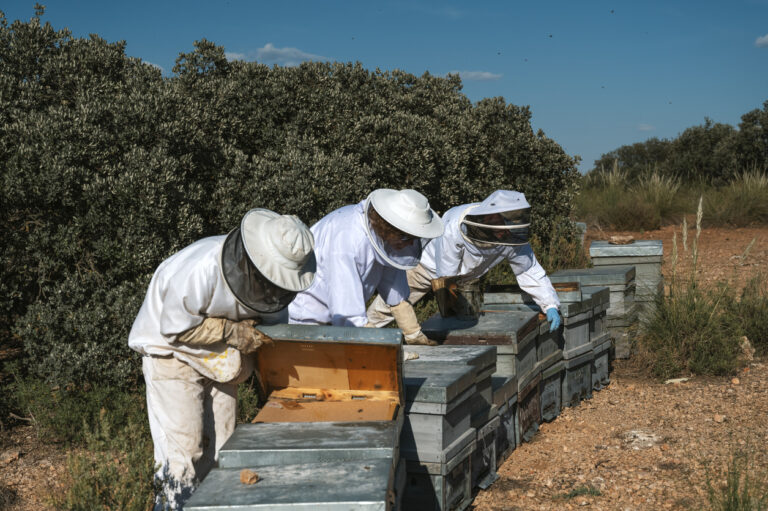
707, 451, 768, 511
703, 171, 768, 226
637, 199, 743, 379
632, 172, 683, 223
726, 273, 768, 356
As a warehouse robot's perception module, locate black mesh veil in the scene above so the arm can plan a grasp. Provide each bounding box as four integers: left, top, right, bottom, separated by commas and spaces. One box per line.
220, 228, 297, 313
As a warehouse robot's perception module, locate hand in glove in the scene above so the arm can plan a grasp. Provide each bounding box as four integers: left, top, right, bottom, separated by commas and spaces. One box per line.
389, 301, 437, 346
545, 308, 561, 333
223, 319, 274, 354
177, 317, 273, 354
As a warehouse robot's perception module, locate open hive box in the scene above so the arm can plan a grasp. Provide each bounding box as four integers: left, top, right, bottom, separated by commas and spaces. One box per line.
252, 324, 404, 423
186, 325, 405, 511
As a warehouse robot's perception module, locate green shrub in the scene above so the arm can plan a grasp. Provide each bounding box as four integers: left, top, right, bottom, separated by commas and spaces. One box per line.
237, 377, 262, 423
51, 404, 155, 511
12, 378, 145, 445
1, 8, 580, 390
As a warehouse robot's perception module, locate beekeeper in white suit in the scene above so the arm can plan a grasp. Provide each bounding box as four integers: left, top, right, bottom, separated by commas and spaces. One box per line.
367, 190, 562, 340
128, 209, 316, 511
288, 189, 443, 340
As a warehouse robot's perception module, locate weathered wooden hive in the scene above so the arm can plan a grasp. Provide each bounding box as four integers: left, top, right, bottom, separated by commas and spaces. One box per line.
402, 345, 499, 491
590, 239, 663, 325
401, 360, 477, 510
185, 324, 404, 511
421, 309, 541, 445
549, 267, 637, 359
483, 282, 593, 414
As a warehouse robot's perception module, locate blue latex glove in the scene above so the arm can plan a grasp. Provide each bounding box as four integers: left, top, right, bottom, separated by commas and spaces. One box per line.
546, 308, 561, 333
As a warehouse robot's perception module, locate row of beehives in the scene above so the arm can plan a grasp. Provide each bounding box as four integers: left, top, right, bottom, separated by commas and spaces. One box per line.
183, 245, 659, 510
402, 277, 616, 510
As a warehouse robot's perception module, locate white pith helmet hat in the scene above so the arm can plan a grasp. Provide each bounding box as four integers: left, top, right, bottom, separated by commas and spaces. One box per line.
471, 190, 531, 216
367, 189, 444, 239
240, 209, 316, 292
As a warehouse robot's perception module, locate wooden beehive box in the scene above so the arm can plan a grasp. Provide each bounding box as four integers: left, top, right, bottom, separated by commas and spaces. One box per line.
252, 324, 403, 424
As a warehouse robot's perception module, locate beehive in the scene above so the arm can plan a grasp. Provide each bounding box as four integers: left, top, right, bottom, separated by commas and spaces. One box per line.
549, 267, 637, 359
186, 325, 404, 511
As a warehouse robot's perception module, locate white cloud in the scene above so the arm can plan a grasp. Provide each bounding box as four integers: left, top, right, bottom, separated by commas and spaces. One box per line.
449, 70, 502, 81
755, 33, 768, 47
638, 123, 655, 132
224, 44, 327, 66
143, 61, 164, 73
256, 43, 327, 66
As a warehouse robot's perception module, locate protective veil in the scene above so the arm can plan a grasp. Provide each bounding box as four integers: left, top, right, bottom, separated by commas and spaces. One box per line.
460, 191, 531, 247
362, 189, 443, 270
221, 228, 297, 313
421, 191, 560, 313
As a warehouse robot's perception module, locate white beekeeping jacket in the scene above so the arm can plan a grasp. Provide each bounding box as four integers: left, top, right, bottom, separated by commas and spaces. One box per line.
288, 202, 410, 327
420, 204, 561, 312
128, 236, 285, 380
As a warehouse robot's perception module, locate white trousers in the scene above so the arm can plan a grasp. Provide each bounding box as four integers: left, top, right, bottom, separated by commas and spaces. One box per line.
143, 355, 241, 510
366, 263, 434, 330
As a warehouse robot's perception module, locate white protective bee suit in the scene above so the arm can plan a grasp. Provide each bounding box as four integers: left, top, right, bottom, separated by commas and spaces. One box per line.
289, 189, 443, 328
367, 190, 561, 332
128, 210, 315, 511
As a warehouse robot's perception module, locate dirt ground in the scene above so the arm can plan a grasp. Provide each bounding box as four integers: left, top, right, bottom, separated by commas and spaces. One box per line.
1, 226, 767, 511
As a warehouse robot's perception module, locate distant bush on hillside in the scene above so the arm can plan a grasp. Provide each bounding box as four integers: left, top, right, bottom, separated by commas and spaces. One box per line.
590, 106, 768, 184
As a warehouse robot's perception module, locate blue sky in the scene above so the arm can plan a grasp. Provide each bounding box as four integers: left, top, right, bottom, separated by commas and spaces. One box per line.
4, 1, 768, 172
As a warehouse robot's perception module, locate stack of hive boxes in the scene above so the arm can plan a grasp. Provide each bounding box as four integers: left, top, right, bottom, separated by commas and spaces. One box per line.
549, 267, 637, 359
400, 357, 477, 511
184, 325, 405, 511
401, 345, 499, 503
484, 282, 593, 411
590, 240, 664, 325
421, 307, 541, 452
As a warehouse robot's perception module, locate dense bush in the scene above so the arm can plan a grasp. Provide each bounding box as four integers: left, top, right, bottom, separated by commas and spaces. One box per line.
0, 9, 580, 390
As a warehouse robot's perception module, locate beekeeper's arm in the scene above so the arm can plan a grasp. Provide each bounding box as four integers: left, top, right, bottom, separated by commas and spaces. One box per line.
378, 267, 435, 345
508, 244, 562, 331
160, 264, 271, 354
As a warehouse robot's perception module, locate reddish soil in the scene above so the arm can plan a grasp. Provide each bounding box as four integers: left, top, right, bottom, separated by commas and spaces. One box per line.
1, 226, 767, 511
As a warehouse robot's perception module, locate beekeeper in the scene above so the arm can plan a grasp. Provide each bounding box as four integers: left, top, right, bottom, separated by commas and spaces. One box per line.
367, 190, 562, 339
288, 189, 443, 344
128, 209, 315, 511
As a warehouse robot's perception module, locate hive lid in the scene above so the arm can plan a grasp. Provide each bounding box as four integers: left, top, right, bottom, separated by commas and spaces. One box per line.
403, 362, 476, 404
218, 421, 399, 468
184, 458, 394, 511
550, 266, 636, 286
590, 239, 663, 257
485, 281, 582, 304
403, 345, 496, 376
483, 299, 591, 319
422, 309, 538, 345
